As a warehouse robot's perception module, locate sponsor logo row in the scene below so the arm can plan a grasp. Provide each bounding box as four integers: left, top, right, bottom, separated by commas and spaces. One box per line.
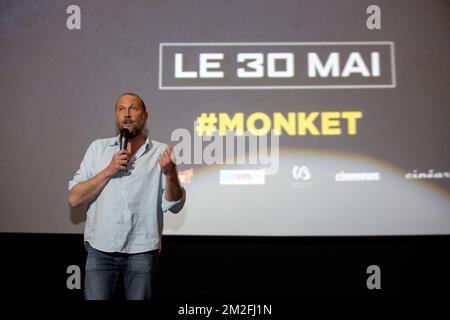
178, 168, 450, 185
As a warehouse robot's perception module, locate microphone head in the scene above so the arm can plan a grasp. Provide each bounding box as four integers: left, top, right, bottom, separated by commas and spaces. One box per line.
120, 128, 131, 138
119, 128, 131, 150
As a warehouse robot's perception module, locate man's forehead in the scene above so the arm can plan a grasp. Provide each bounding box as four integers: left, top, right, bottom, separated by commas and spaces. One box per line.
116, 95, 141, 105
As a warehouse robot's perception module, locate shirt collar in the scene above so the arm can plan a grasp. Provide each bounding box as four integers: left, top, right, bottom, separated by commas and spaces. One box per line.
109, 135, 120, 146
109, 135, 152, 153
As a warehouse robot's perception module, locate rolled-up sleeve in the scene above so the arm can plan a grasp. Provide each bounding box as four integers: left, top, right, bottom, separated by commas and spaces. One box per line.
68, 141, 96, 191
161, 174, 186, 213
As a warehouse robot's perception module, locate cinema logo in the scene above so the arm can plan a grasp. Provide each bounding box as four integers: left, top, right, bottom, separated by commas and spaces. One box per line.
291, 165, 312, 188
159, 42, 396, 89
220, 169, 265, 185
335, 171, 381, 182
405, 169, 450, 180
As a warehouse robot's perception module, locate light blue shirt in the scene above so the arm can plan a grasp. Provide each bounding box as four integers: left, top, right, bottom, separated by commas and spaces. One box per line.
68, 136, 185, 253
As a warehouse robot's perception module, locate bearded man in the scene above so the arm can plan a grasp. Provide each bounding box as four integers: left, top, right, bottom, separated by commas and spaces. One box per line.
68, 92, 185, 300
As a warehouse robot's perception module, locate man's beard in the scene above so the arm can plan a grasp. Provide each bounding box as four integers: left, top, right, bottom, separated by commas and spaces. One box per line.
117, 122, 143, 139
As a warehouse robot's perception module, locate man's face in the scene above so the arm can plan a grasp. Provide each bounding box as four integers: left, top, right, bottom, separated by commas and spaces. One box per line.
115, 95, 148, 139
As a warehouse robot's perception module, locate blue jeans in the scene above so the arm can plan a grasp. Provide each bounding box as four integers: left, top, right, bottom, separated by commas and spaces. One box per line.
84, 242, 159, 300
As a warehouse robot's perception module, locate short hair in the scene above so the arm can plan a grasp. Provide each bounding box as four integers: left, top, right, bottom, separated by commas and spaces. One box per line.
116, 92, 147, 111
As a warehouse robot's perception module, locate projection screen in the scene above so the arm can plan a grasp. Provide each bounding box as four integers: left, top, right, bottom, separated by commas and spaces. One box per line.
0, 0, 449, 235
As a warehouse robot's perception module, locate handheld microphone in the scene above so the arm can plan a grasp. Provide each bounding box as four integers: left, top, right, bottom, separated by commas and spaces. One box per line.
119, 128, 131, 171
119, 128, 131, 150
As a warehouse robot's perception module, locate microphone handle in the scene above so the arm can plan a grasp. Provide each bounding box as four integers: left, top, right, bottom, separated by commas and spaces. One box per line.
120, 137, 129, 171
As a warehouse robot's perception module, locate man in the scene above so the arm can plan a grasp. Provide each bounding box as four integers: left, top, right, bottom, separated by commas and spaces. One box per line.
68, 92, 185, 300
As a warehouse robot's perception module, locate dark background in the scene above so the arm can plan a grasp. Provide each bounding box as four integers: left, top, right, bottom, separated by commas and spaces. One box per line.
2, 233, 449, 301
